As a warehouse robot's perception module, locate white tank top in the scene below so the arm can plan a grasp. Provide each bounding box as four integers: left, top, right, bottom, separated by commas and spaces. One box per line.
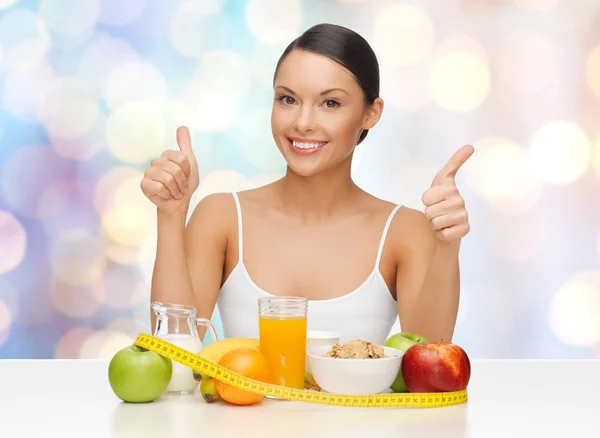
216, 192, 401, 345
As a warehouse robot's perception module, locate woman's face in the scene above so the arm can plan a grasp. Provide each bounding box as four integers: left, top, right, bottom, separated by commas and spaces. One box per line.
271, 49, 382, 177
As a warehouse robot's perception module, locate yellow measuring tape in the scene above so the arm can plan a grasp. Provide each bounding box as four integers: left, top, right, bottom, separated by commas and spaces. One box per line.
134, 333, 468, 409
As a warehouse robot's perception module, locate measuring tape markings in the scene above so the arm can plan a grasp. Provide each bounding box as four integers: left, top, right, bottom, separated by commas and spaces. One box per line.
134, 333, 468, 408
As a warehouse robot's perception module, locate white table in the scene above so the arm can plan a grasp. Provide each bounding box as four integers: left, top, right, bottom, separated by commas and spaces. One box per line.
0, 359, 598, 437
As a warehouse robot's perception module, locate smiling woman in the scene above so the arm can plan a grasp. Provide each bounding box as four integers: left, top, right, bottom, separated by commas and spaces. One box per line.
142, 23, 473, 349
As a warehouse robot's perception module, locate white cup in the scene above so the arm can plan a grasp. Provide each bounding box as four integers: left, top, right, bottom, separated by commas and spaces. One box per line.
305, 330, 340, 374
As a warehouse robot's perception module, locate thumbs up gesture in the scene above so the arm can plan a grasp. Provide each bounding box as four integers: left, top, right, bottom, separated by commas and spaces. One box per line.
141, 126, 200, 213
421, 145, 474, 242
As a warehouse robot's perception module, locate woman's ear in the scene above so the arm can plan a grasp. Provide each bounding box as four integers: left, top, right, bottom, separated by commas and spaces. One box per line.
363, 97, 384, 130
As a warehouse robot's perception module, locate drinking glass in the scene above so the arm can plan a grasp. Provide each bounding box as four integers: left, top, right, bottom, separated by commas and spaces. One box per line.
258, 296, 308, 389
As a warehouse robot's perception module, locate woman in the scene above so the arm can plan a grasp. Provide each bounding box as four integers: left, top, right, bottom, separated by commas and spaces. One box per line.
142, 23, 473, 345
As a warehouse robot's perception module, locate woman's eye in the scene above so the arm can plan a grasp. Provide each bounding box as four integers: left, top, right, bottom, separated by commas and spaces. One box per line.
280, 96, 296, 105
324, 99, 339, 108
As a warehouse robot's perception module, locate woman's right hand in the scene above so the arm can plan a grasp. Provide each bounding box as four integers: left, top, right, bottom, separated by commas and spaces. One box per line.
141, 125, 200, 214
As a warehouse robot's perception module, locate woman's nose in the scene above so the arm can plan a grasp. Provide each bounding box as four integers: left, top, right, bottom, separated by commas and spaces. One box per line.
293, 106, 317, 133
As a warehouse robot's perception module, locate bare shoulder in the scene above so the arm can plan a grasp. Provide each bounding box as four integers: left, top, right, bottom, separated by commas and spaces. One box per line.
387, 205, 437, 260
186, 192, 237, 239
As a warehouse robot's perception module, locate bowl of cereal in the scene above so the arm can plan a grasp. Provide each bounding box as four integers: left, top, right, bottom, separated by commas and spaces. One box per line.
306, 340, 403, 395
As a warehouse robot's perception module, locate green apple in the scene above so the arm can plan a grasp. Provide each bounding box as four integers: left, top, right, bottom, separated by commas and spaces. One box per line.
384, 333, 428, 392
108, 345, 173, 403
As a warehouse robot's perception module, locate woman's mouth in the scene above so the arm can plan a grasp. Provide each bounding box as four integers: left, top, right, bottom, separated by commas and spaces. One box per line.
288, 138, 328, 156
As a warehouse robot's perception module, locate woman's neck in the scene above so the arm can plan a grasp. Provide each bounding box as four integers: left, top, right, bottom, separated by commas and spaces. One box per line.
275, 158, 363, 221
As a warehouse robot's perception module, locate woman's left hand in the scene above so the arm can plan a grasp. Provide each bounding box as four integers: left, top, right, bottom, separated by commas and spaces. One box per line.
421, 145, 474, 242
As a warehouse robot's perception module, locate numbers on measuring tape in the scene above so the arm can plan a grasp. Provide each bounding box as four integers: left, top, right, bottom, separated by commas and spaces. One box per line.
133, 334, 468, 409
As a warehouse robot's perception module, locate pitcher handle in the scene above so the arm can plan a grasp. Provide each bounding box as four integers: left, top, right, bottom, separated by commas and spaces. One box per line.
196, 318, 219, 343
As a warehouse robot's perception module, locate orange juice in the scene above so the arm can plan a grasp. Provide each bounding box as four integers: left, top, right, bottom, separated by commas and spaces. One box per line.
259, 315, 307, 389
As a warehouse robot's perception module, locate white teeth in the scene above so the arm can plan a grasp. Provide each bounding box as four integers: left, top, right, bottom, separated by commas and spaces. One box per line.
292, 140, 327, 150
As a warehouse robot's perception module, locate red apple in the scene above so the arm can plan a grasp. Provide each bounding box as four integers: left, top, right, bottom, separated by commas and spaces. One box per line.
401, 340, 471, 393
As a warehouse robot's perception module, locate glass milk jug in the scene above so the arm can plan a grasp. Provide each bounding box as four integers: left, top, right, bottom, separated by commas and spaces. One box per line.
151, 301, 218, 395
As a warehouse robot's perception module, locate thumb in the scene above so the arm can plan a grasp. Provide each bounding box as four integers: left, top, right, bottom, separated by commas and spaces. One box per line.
431, 144, 474, 187
176, 125, 195, 160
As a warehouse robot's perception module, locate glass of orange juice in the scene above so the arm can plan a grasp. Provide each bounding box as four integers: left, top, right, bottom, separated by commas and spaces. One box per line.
258, 296, 307, 389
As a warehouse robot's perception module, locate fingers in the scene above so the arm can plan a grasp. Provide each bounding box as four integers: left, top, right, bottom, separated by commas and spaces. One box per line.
141, 178, 171, 200
147, 166, 185, 199
162, 150, 191, 178
431, 145, 474, 187
153, 156, 189, 194
422, 185, 460, 207
176, 125, 194, 158
429, 211, 468, 231
435, 223, 470, 242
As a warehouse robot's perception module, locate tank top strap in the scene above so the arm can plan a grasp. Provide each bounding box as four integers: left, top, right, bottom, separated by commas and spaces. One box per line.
375, 204, 402, 268
231, 192, 243, 262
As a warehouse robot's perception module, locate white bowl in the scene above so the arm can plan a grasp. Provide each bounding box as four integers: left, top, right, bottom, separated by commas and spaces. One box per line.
305, 331, 340, 374
306, 345, 403, 395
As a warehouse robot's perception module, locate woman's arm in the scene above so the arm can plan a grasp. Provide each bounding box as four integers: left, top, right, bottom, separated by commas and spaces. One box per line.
394, 211, 461, 342
395, 145, 474, 342
150, 193, 230, 339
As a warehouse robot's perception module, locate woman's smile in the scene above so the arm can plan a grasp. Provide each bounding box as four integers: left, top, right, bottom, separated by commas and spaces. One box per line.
288, 136, 329, 156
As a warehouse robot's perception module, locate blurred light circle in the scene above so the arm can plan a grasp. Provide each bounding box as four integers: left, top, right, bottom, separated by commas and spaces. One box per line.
105, 242, 142, 265
372, 3, 434, 66
50, 115, 106, 161
597, 232, 600, 265
392, 156, 442, 210
246, 0, 302, 44
528, 121, 591, 185
37, 77, 99, 140
39, 0, 101, 36
594, 135, 600, 178
585, 45, 600, 99
0, 299, 11, 347
429, 50, 491, 112
79, 329, 134, 359
0, 278, 19, 320
107, 317, 147, 337
106, 102, 166, 164
98, 0, 146, 27
3, 63, 56, 122
192, 169, 249, 207
102, 264, 143, 309
548, 271, 600, 347
94, 166, 141, 214
50, 228, 105, 286
1, 145, 72, 217
50, 279, 105, 318
486, 214, 546, 263
54, 327, 95, 358
0, 8, 50, 70
77, 36, 139, 95
102, 205, 154, 247
496, 30, 558, 95
36, 180, 99, 238
381, 62, 431, 110
250, 42, 287, 89
0, 0, 19, 8
138, 235, 157, 285
103, 60, 167, 110
241, 110, 285, 172
464, 137, 541, 214
184, 51, 251, 132
169, 1, 228, 59
101, 172, 156, 248
513, 0, 560, 11
0, 211, 27, 275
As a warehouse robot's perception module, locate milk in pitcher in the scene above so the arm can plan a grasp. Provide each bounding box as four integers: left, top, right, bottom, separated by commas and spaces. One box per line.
160, 334, 203, 394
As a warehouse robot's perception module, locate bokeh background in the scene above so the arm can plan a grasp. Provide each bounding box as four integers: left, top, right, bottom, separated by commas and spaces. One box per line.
1, 0, 600, 360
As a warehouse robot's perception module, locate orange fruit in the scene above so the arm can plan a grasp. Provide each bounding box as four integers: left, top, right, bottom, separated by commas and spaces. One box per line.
215, 348, 271, 406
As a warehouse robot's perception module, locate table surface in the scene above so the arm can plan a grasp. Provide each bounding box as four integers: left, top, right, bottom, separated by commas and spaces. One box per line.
0, 359, 598, 437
